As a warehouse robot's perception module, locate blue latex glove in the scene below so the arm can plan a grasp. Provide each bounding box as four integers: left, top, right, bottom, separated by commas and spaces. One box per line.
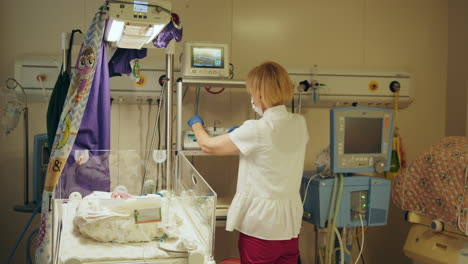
188, 115, 204, 127
227, 125, 239, 133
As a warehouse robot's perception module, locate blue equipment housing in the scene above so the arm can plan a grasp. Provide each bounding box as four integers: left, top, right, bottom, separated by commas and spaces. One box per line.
33, 133, 49, 204
302, 173, 391, 228
301, 107, 395, 228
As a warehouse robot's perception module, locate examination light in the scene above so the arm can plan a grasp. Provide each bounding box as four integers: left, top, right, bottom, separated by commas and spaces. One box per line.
105, 0, 172, 49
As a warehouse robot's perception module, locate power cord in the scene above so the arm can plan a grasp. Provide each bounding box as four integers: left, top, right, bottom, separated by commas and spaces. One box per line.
302, 173, 319, 206
354, 214, 365, 264
356, 236, 365, 264
7, 205, 41, 264
26, 228, 39, 264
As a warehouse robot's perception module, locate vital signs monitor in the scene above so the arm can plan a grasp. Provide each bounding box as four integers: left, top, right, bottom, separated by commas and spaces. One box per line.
302, 106, 394, 228
181, 42, 230, 78
330, 107, 394, 173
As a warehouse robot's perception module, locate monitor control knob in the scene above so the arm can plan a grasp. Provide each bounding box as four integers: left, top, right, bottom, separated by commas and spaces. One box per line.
374, 159, 386, 173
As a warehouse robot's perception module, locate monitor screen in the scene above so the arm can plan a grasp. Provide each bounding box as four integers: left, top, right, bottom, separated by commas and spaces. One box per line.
191, 47, 224, 68
134, 1, 148, 13
344, 117, 383, 154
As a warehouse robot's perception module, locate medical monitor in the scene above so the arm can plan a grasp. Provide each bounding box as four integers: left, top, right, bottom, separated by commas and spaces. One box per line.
181, 42, 230, 78
330, 107, 394, 173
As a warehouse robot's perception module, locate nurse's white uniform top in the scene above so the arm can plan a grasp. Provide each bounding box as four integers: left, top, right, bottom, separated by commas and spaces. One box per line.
227, 105, 309, 240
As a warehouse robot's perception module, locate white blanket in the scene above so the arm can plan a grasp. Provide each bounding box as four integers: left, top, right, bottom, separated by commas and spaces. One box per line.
74, 192, 167, 243
58, 200, 187, 263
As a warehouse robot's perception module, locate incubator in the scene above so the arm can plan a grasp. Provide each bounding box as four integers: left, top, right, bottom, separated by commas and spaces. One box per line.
52, 150, 216, 264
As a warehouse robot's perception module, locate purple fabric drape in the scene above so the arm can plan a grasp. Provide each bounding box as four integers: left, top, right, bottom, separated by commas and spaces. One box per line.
56, 41, 111, 198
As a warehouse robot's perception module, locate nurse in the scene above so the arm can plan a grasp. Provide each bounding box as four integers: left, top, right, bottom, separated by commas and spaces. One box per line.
188, 61, 309, 264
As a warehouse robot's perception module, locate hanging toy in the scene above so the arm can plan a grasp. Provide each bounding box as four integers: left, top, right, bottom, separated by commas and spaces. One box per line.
130, 59, 146, 87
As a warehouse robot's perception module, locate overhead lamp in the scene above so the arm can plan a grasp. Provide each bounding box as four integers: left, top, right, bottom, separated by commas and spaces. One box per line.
105, 0, 172, 49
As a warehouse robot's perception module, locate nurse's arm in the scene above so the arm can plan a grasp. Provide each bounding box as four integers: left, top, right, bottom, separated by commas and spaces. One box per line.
191, 123, 240, 156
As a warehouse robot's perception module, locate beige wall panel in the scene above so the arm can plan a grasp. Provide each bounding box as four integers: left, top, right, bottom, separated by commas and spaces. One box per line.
447, 0, 468, 136
0, 0, 84, 82
232, 0, 366, 78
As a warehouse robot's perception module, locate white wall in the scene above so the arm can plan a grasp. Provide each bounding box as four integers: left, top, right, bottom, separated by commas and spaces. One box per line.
0, 0, 451, 263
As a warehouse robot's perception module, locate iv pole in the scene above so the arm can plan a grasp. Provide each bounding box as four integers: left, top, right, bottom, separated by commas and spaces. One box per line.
165, 41, 175, 190
6, 78, 33, 212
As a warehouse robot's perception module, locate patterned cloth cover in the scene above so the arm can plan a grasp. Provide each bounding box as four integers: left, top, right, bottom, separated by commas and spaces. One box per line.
392, 136, 467, 234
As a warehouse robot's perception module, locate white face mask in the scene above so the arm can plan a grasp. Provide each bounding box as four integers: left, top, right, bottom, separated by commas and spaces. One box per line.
251, 97, 263, 116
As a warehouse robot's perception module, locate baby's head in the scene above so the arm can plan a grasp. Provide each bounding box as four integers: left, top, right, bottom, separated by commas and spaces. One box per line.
246, 61, 294, 109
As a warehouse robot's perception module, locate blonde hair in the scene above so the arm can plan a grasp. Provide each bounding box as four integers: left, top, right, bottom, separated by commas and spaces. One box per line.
246, 61, 294, 108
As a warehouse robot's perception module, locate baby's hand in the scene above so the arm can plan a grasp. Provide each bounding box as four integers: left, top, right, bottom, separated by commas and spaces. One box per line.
111, 190, 132, 199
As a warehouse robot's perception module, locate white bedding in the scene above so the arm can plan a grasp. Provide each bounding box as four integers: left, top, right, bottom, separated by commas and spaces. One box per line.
57, 200, 188, 263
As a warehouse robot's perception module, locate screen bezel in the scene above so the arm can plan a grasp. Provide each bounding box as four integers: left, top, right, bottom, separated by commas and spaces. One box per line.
330, 107, 394, 174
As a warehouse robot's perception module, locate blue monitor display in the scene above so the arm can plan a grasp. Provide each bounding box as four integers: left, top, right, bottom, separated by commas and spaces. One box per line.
134, 1, 148, 12
191, 47, 224, 68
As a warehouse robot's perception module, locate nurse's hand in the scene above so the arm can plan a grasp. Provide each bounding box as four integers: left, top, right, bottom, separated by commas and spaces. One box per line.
188, 115, 204, 127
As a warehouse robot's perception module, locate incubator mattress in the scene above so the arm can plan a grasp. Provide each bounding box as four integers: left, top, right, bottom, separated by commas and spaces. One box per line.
57, 200, 188, 263
392, 136, 467, 234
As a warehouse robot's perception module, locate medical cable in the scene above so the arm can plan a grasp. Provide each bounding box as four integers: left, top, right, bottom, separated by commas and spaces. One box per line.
141, 81, 166, 193
342, 228, 352, 256
394, 87, 400, 125
229, 63, 234, 79
325, 173, 339, 261
327, 174, 344, 264
302, 173, 319, 206
205, 86, 225, 94
145, 98, 153, 162
318, 247, 325, 264
117, 98, 122, 184
171, 87, 189, 124
26, 228, 39, 264
157, 99, 162, 150
138, 99, 144, 152
195, 86, 201, 115
354, 214, 365, 264
334, 227, 345, 264
356, 236, 365, 264
6, 204, 41, 264
297, 91, 303, 114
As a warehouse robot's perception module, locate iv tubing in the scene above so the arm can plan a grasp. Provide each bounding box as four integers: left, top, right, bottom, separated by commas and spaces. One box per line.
325, 173, 339, 263
141, 81, 166, 193
302, 173, 318, 206
297, 92, 303, 114
334, 227, 345, 264
354, 214, 365, 264
327, 174, 344, 264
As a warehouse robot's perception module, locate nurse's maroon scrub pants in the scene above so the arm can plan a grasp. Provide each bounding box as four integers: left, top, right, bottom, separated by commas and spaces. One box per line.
238, 233, 299, 264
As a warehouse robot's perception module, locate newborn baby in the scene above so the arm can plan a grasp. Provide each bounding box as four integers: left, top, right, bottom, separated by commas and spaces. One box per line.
73, 186, 168, 243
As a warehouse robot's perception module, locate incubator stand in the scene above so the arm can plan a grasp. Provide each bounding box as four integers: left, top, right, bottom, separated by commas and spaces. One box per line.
52, 150, 216, 264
